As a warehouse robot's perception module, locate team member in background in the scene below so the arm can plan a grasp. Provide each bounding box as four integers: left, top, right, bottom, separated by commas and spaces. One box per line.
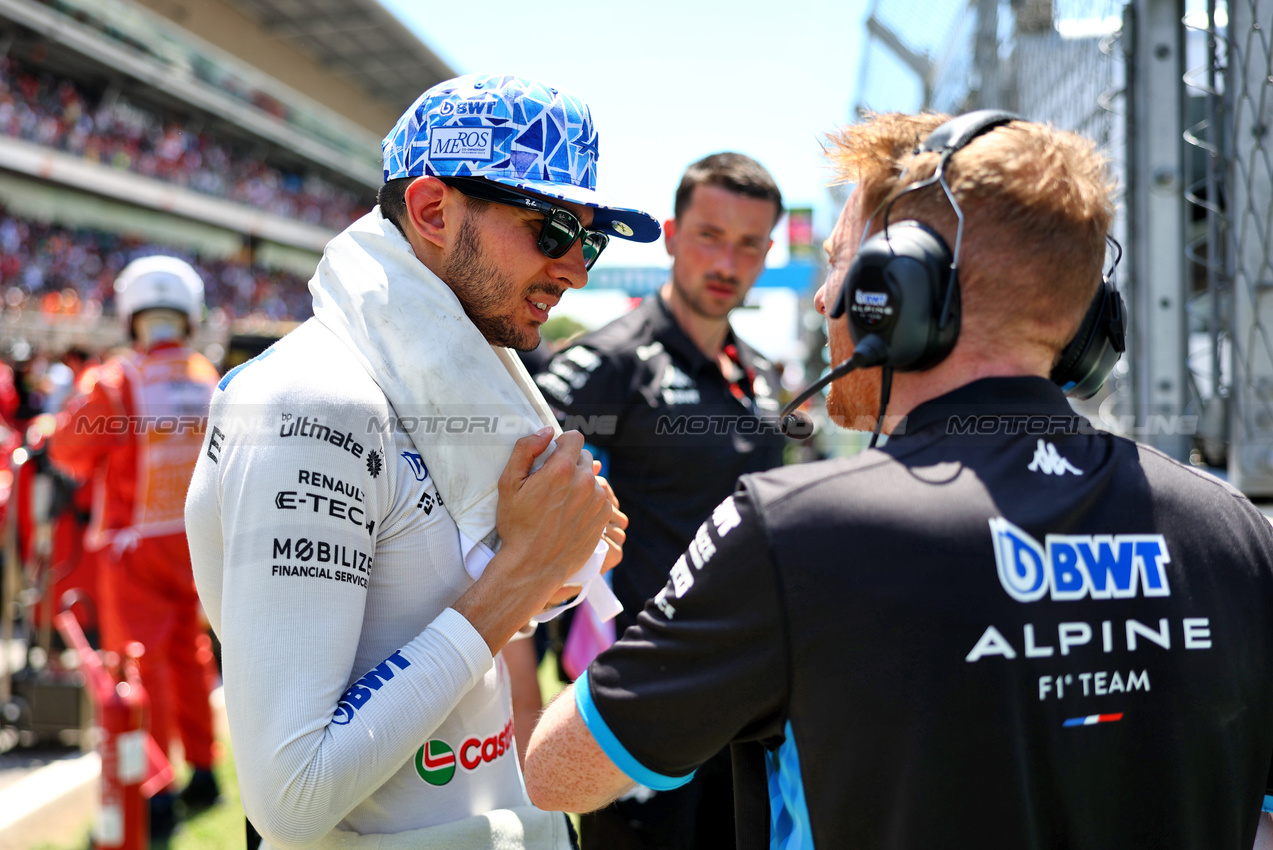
186, 74, 648, 850
46, 256, 222, 837
524, 112, 1273, 849
535, 152, 787, 850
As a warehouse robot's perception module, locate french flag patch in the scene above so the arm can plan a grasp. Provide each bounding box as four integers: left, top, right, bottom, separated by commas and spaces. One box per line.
1063, 712, 1124, 727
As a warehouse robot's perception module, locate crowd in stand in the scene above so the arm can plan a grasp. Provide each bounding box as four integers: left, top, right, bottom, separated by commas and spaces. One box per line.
0, 207, 313, 322
0, 55, 373, 230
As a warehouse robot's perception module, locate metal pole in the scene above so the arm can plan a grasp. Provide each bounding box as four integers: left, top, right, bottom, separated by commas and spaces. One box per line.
1128, 0, 1189, 459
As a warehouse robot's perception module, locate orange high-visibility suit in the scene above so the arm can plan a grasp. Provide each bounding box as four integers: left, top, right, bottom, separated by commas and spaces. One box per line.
48, 342, 220, 770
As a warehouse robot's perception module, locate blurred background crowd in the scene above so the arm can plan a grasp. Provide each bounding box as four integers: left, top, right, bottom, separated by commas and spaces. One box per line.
0, 208, 313, 324
0, 54, 369, 231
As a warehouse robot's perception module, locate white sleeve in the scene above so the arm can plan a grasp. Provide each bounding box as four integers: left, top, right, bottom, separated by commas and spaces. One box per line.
209, 402, 493, 846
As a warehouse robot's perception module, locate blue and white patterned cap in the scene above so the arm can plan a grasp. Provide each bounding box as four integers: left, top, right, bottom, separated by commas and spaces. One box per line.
383, 74, 660, 243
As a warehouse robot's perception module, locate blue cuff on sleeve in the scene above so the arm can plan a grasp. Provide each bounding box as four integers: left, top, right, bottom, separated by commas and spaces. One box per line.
1263, 794, 1273, 814
574, 670, 695, 791
583, 443, 609, 478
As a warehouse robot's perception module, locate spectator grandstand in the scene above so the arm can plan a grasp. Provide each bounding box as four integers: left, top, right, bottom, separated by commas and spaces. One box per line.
0, 54, 371, 231
0, 0, 455, 335
0, 206, 312, 322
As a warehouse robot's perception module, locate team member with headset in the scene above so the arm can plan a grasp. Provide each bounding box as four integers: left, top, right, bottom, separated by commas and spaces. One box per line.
523, 111, 1273, 849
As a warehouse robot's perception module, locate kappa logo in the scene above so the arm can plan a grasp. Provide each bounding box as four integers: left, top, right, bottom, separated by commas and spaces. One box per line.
1027, 439, 1083, 475
990, 518, 1171, 602
401, 451, 428, 481
366, 450, 383, 479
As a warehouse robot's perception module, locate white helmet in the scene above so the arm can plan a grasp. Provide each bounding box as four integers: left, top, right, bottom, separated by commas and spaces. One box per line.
114, 255, 205, 329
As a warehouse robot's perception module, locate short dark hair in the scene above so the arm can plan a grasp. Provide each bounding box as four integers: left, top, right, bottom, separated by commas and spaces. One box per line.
378, 176, 491, 237
378, 177, 414, 236
673, 153, 784, 225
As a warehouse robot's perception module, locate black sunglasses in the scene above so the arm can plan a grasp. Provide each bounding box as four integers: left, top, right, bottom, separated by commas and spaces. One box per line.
441, 176, 609, 271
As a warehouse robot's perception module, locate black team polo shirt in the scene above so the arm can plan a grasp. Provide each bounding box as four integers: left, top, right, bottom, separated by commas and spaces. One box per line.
578, 376, 1273, 850
536, 293, 787, 632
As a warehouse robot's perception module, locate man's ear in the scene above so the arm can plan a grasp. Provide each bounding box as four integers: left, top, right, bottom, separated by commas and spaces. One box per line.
403, 177, 451, 250
663, 217, 678, 257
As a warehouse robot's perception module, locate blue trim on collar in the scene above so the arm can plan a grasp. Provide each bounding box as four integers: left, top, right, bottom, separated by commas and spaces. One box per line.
218, 346, 276, 390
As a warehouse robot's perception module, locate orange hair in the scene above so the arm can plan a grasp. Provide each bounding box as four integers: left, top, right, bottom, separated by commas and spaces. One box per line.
825, 112, 1116, 357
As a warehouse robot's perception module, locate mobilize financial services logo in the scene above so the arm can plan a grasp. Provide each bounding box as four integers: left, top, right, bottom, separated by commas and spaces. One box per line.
414, 719, 516, 786
990, 518, 1171, 602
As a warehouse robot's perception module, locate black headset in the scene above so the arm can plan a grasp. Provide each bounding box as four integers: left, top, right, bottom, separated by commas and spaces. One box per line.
780, 110, 1126, 442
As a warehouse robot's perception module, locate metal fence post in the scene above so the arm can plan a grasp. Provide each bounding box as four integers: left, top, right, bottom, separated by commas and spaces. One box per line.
1128, 0, 1189, 459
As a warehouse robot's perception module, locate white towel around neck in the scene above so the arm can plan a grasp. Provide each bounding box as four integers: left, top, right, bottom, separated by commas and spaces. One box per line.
309, 208, 618, 621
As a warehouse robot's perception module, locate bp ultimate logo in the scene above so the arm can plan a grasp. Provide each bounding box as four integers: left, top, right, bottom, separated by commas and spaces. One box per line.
990, 518, 1171, 602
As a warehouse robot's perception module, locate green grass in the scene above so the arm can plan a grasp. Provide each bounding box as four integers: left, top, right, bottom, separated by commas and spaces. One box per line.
538, 647, 569, 703
164, 744, 247, 850
32, 741, 245, 850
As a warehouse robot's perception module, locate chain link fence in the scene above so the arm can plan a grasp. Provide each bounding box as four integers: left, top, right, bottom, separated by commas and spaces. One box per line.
851, 0, 1273, 492
852, 0, 1133, 433
1214, 0, 1273, 492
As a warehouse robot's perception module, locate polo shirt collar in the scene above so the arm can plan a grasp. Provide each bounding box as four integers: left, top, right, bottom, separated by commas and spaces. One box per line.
645, 292, 760, 375
896, 376, 1080, 439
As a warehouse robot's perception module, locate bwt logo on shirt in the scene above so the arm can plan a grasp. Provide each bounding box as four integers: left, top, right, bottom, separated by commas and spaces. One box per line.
990, 517, 1171, 602
331, 650, 412, 725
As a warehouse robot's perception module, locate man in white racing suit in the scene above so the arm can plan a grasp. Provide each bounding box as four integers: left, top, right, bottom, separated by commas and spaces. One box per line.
185, 74, 657, 849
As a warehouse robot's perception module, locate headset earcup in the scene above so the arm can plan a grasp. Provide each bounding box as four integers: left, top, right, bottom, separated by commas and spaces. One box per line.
836, 222, 959, 372
1051, 280, 1126, 399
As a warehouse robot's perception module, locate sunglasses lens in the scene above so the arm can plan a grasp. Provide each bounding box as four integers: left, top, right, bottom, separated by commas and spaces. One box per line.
539, 210, 582, 258
581, 232, 609, 270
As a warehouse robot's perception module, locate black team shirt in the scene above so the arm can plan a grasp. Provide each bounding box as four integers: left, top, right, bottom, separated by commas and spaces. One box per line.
535, 294, 787, 631
577, 377, 1273, 850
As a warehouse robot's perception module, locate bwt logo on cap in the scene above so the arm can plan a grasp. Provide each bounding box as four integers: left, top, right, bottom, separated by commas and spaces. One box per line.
431, 127, 494, 161
990, 517, 1171, 602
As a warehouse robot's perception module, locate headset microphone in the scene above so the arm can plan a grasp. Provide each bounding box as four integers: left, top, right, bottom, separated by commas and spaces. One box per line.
779, 335, 889, 438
